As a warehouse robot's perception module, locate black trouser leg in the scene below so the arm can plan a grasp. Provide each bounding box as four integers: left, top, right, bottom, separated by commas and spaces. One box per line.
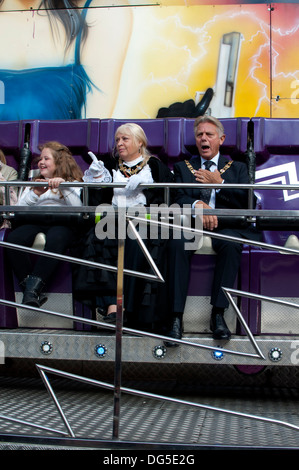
6, 225, 40, 282
31, 225, 76, 284
6, 224, 76, 285
211, 229, 243, 309
168, 235, 194, 314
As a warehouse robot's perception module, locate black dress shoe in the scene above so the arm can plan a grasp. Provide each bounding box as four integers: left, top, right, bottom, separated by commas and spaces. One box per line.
103, 312, 117, 323
103, 311, 127, 323
164, 316, 183, 348
210, 313, 231, 340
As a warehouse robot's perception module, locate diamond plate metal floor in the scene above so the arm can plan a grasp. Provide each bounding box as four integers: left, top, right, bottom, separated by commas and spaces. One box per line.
0, 365, 299, 450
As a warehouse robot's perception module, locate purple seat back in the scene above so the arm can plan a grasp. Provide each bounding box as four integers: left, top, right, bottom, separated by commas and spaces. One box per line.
164, 118, 183, 168
180, 117, 249, 162
28, 119, 100, 171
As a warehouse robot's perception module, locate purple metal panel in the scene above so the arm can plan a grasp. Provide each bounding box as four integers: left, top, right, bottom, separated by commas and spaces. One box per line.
187, 248, 250, 335
249, 248, 299, 334
187, 254, 216, 296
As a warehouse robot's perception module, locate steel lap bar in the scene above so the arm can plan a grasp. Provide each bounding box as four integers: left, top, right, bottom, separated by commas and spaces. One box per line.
127, 220, 164, 281
128, 216, 299, 255
4, 181, 299, 189
3, 206, 299, 217
0, 240, 163, 282
224, 287, 299, 309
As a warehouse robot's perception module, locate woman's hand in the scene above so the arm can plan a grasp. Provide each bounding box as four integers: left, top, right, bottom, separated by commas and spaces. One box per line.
33, 177, 65, 196
33, 178, 48, 196
48, 177, 65, 189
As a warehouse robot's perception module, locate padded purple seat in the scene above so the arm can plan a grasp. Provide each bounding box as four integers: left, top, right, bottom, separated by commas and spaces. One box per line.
180, 117, 250, 161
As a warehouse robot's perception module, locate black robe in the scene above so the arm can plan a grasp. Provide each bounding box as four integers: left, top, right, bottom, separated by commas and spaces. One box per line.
72, 156, 174, 332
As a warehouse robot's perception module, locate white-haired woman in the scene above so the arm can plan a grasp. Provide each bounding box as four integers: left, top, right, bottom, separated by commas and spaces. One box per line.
73, 123, 173, 333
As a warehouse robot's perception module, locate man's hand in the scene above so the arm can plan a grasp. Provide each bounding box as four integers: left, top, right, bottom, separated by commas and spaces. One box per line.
195, 200, 218, 231
194, 168, 223, 185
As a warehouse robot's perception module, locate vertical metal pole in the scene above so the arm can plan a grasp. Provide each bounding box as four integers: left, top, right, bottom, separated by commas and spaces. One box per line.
245, 122, 256, 215
112, 208, 126, 439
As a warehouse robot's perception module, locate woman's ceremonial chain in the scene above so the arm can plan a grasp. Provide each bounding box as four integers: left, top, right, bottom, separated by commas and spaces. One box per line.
118, 159, 147, 178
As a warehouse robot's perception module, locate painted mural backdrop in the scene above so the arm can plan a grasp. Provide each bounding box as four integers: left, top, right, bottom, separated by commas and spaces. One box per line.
0, 0, 298, 120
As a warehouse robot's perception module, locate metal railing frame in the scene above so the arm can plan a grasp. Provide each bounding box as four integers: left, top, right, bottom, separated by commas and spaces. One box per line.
1, 179, 299, 442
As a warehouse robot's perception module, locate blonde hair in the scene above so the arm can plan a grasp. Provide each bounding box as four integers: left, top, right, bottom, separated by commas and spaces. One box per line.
114, 123, 152, 163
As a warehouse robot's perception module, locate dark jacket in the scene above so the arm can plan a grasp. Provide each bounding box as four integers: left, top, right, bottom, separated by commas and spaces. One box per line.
173, 155, 252, 210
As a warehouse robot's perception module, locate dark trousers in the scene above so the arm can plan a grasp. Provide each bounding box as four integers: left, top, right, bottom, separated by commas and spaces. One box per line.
168, 227, 259, 314
6, 224, 76, 285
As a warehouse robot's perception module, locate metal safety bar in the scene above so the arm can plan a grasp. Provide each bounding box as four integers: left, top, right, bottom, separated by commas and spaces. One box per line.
33, 363, 299, 439
2, 181, 299, 225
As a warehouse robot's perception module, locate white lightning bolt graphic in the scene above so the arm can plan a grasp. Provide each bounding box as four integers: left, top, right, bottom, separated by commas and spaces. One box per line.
256, 162, 299, 201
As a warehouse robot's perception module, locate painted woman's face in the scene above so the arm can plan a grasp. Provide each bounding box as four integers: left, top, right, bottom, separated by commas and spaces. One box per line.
115, 131, 142, 162
37, 148, 56, 179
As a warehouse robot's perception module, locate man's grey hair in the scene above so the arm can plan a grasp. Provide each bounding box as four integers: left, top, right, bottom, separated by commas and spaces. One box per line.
193, 115, 225, 138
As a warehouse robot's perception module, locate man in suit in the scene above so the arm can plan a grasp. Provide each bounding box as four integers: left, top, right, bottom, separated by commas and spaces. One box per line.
165, 115, 261, 347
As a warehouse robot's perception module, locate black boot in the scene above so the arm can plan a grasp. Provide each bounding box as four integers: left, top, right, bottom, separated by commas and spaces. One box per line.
210, 308, 231, 340
164, 315, 183, 348
20, 275, 48, 308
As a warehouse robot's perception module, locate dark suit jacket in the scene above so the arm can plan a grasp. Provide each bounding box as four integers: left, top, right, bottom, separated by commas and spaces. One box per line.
173, 155, 252, 212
